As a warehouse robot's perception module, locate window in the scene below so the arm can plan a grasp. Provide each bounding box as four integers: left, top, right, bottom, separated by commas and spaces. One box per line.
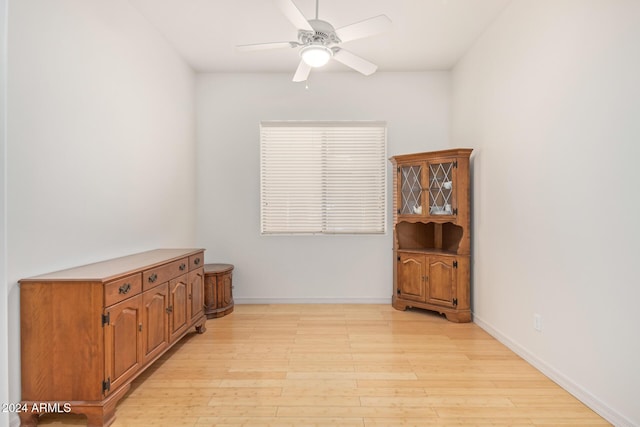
260, 121, 387, 235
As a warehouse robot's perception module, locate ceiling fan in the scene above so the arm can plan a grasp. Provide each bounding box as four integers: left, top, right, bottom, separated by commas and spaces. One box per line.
237, 0, 392, 82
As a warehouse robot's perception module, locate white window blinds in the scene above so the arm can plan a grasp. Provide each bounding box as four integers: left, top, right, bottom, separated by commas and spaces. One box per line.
260, 121, 387, 235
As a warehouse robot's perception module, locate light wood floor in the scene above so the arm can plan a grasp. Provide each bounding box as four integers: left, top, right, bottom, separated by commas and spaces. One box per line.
37, 304, 610, 426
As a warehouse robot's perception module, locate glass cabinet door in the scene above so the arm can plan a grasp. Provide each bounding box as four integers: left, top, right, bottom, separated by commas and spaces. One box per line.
428, 161, 455, 215
399, 164, 424, 215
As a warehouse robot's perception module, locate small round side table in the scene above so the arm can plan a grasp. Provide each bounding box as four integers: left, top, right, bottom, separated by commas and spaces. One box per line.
203, 263, 234, 318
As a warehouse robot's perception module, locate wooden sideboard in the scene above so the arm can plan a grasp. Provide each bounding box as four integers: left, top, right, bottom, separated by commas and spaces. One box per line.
19, 248, 206, 427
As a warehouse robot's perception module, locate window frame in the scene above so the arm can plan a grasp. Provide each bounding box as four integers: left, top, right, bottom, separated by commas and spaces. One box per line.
260, 120, 387, 236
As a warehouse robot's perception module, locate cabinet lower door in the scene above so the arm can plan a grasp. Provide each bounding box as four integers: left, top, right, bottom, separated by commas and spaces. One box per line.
169, 274, 189, 342
426, 256, 457, 307
104, 295, 143, 395
189, 267, 205, 322
142, 284, 169, 364
397, 253, 426, 302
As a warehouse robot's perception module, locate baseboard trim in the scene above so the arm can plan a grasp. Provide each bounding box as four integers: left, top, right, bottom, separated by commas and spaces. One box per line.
235, 298, 392, 304
473, 313, 634, 427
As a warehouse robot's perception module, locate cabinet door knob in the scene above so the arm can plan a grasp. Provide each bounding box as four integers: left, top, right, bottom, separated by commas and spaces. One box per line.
148, 274, 157, 283
118, 283, 131, 294
179, 263, 186, 271
194, 258, 201, 265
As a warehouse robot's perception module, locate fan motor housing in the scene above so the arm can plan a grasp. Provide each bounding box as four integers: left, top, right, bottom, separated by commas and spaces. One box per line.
299, 19, 341, 46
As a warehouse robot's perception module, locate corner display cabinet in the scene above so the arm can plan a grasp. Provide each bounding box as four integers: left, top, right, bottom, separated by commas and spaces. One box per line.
390, 148, 472, 322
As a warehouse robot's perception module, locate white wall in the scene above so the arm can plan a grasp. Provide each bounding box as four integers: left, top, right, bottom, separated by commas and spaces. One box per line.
196, 72, 450, 302
5, 0, 196, 423
1, 0, 8, 426
451, 1, 640, 425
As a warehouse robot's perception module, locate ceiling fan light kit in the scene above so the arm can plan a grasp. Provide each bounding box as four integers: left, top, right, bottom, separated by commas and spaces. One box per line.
300, 45, 333, 67
237, 0, 391, 82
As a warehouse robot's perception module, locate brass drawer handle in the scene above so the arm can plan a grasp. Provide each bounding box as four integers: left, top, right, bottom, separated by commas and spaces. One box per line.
148, 273, 158, 283
179, 263, 186, 271
194, 258, 201, 265
118, 283, 131, 294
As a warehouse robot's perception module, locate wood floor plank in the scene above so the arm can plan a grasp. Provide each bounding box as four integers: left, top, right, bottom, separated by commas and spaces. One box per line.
275, 405, 439, 418
34, 304, 610, 427
195, 416, 365, 426
364, 417, 534, 426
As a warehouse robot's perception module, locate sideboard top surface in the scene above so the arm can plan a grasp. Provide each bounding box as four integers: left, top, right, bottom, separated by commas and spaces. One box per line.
20, 248, 204, 283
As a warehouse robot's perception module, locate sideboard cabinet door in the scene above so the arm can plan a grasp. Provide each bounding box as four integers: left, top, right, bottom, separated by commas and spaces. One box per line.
142, 283, 169, 364
169, 274, 190, 343
104, 295, 142, 394
189, 267, 205, 322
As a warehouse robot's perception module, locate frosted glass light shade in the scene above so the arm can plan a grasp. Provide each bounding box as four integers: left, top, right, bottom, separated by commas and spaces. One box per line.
300, 45, 332, 67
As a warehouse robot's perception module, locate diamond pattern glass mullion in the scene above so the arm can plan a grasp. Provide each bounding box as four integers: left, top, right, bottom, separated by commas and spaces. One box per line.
428, 162, 454, 215
400, 165, 423, 215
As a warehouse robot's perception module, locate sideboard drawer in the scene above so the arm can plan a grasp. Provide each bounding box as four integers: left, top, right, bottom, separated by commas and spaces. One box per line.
189, 252, 204, 270
105, 273, 142, 307
143, 258, 189, 290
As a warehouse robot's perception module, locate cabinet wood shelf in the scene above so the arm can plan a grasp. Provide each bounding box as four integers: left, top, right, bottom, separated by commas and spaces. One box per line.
396, 221, 465, 254
19, 248, 206, 427
391, 149, 472, 322
397, 248, 459, 256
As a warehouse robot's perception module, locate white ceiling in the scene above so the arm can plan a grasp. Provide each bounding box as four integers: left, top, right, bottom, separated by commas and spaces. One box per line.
129, 0, 511, 73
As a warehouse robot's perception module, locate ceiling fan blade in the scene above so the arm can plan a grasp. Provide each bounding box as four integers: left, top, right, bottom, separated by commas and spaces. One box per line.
333, 49, 378, 76
292, 60, 311, 82
335, 15, 392, 43
274, 0, 313, 31
236, 41, 294, 52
